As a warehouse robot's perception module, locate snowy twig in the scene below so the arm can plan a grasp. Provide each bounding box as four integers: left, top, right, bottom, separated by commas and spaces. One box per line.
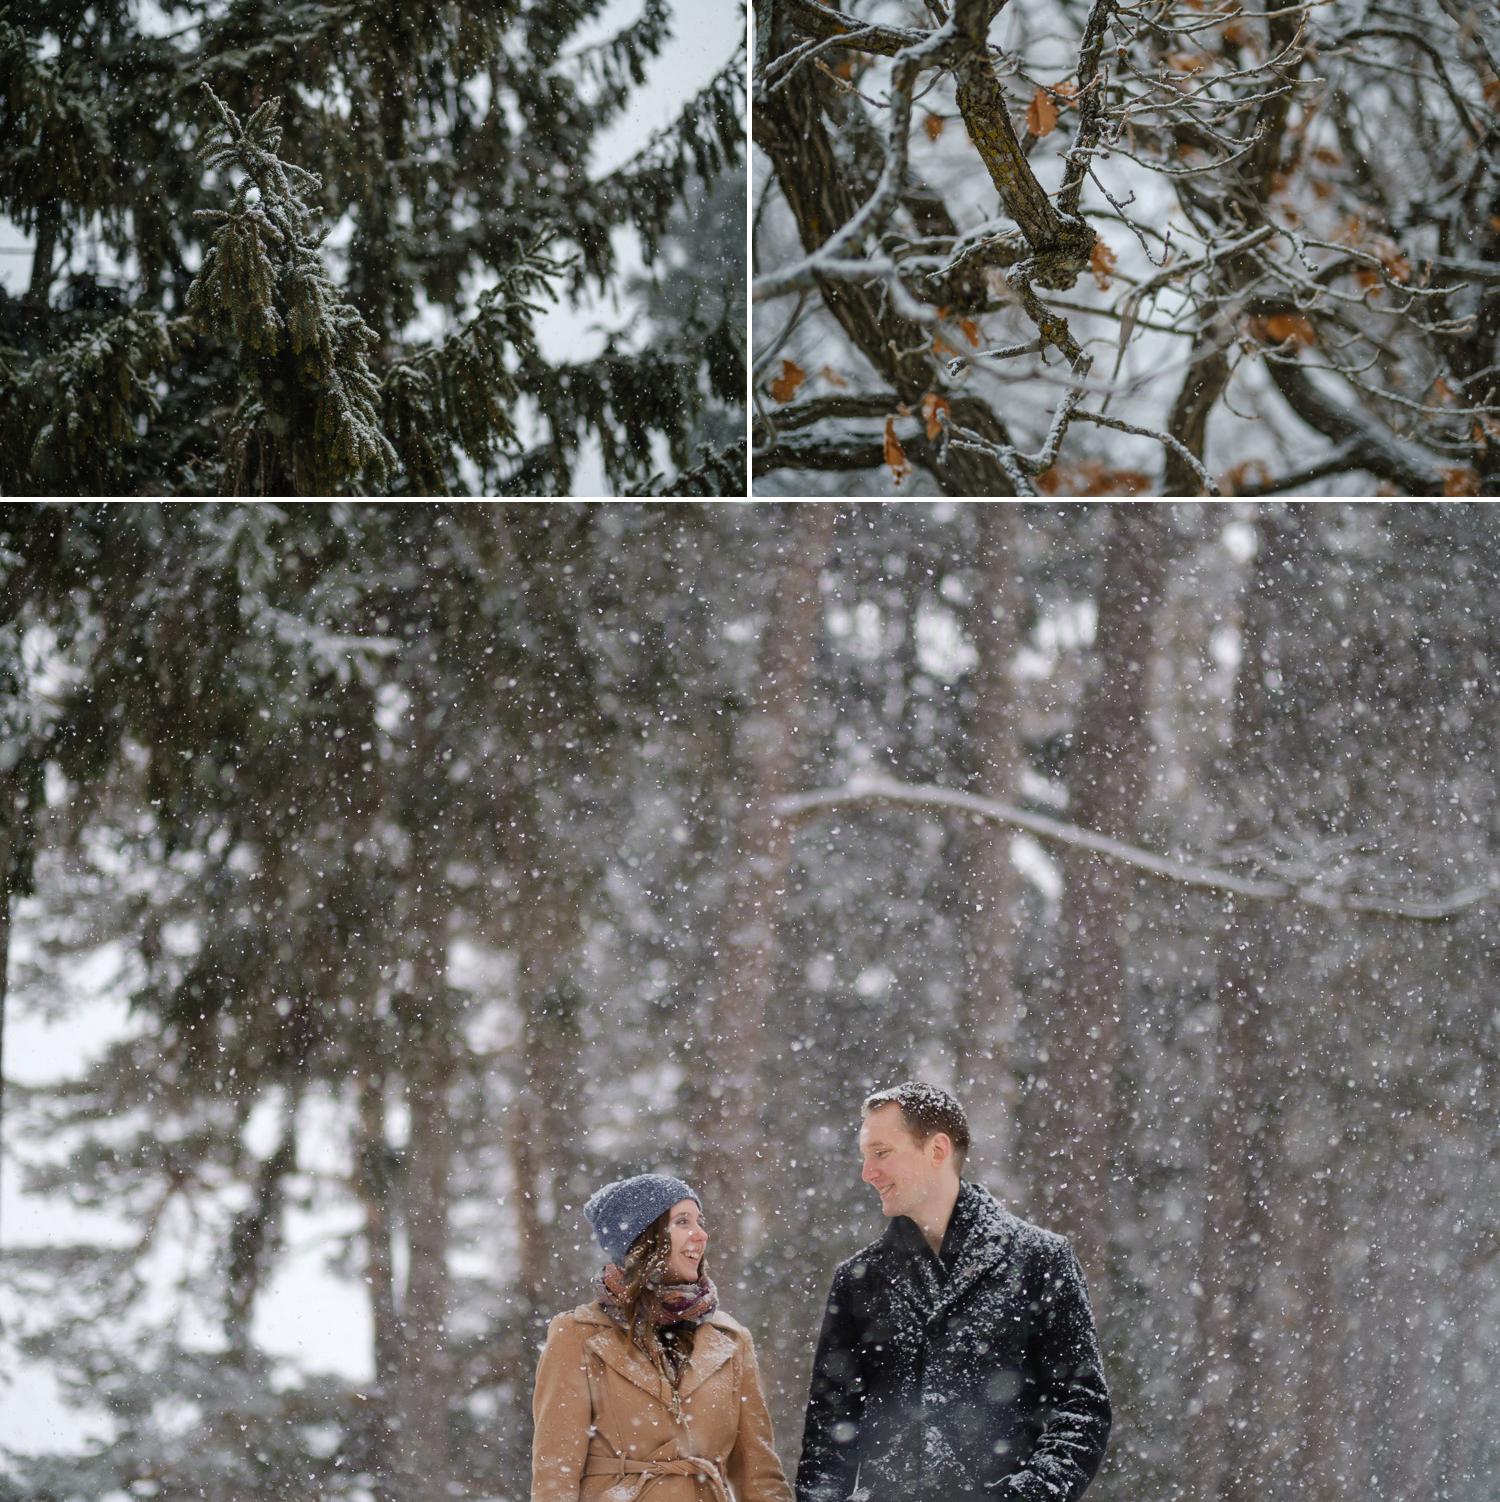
773, 776, 1500, 921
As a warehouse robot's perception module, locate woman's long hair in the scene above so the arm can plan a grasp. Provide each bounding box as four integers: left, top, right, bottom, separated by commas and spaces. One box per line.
614, 1207, 710, 1383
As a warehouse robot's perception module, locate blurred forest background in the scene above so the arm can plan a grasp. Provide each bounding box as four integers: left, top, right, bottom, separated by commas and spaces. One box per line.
1, 501, 1498, 1502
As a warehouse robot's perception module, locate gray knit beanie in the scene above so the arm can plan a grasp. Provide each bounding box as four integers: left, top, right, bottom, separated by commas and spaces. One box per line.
583, 1174, 701, 1265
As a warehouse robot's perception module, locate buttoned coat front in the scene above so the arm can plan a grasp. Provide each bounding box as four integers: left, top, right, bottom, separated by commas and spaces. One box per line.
796, 1182, 1111, 1502
532, 1301, 794, 1502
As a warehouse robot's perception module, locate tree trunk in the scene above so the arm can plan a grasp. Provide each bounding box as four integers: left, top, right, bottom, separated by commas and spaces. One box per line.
391, 692, 458, 1502
1294, 1163, 1349, 1502
25, 201, 59, 309
0, 882, 9, 1256
1035, 503, 1170, 1279
0, 765, 17, 1253
507, 856, 581, 1319
1189, 506, 1300, 1502
956, 504, 1026, 1203
507, 1079, 547, 1307
392, 912, 455, 1501
1191, 896, 1276, 1502
356, 1068, 400, 1502
696, 503, 836, 1273
1164, 344, 1231, 495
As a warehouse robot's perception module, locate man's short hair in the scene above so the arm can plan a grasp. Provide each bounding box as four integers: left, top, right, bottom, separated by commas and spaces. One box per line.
863, 1081, 971, 1166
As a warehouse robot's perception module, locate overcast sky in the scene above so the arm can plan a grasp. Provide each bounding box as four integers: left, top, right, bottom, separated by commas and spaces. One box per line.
533, 0, 746, 494
588, 0, 738, 177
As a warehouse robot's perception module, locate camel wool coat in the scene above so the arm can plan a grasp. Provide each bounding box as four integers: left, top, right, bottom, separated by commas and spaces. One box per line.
532, 1302, 793, 1502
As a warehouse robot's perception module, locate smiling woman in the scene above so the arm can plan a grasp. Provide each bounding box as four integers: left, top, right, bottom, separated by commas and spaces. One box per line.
531, 1171, 793, 1502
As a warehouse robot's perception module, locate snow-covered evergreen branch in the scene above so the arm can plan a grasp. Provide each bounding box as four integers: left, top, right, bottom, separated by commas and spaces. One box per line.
187, 86, 396, 494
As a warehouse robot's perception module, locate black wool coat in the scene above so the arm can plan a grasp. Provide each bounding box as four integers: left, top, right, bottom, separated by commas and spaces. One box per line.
796, 1182, 1111, 1502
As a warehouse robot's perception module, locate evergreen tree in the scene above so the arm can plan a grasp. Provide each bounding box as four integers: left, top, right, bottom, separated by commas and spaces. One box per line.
0, 2, 745, 495
626, 170, 748, 494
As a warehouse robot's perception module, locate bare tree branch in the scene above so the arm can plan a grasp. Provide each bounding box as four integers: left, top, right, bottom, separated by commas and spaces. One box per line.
773, 775, 1498, 920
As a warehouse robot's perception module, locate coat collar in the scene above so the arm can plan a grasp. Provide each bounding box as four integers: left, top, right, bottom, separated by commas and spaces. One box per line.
678, 1321, 738, 1397
880, 1182, 1019, 1324
576, 1303, 740, 1404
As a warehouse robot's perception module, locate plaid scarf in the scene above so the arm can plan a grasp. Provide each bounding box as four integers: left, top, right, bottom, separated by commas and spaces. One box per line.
596, 1263, 719, 1327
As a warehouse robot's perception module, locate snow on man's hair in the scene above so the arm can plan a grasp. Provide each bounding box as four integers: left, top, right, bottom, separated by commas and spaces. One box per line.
862, 1082, 970, 1164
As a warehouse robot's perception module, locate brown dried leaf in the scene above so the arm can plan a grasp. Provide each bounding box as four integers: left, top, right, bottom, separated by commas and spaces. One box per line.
1078, 463, 1151, 495
1026, 88, 1059, 138
1380, 248, 1412, 284
924, 112, 945, 141
1039, 461, 1153, 496
769, 359, 807, 404
884, 417, 914, 486
1090, 240, 1118, 291
1262, 312, 1318, 348
1443, 467, 1480, 496
920, 392, 952, 440
932, 332, 962, 359
820, 365, 849, 388
958, 317, 982, 348
1221, 459, 1273, 495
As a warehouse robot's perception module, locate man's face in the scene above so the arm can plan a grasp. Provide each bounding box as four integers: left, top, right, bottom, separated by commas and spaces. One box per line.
859, 1102, 942, 1219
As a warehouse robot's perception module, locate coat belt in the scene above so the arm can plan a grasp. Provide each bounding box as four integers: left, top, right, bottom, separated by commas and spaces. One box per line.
582, 1454, 732, 1502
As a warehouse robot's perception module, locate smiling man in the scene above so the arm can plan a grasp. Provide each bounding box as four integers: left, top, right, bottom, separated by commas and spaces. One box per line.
796, 1083, 1111, 1502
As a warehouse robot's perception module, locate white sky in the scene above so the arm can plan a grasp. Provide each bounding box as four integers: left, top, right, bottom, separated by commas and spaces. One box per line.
534, 0, 745, 495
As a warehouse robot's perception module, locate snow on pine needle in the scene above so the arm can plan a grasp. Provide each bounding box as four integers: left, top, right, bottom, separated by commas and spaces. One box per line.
187, 85, 397, 494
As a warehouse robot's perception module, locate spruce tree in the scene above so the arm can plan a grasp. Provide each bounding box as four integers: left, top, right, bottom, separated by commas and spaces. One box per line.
626, 169, 748, 494
0, 2, 746, 495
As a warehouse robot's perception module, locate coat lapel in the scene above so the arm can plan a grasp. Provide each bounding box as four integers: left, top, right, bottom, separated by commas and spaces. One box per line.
581, 1309, 739, 1406
929, 1186, 1018, 1323
882, 1216, 944, 1330
585, 1327, 671, 1405
678, 1321, 738, 1398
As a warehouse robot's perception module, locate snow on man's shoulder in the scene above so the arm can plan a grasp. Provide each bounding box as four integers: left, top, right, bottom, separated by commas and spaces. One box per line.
997, 1209, 1075, 1266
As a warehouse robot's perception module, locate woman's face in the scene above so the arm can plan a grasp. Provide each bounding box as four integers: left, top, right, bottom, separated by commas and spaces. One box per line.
663, 1198, 708, 1282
